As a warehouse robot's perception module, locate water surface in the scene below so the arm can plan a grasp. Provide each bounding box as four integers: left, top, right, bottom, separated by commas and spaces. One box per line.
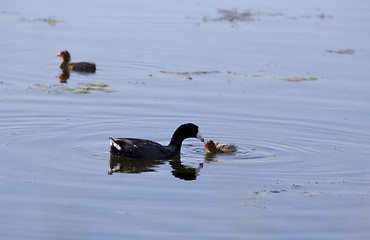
1, 0, 370, 239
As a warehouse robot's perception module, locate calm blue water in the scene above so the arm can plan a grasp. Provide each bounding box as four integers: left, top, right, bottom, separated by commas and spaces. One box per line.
1, 0, 370, 239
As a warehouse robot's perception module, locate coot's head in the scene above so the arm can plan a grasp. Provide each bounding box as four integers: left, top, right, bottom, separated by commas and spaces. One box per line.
170, 123, 204, 146
56, 50, 70, 61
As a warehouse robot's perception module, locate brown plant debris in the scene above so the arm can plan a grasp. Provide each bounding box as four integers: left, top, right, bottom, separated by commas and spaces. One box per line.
160, 70, 220, 75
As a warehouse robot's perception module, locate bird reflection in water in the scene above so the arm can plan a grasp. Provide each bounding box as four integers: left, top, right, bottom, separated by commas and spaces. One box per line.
203, 152, 219, 162
108, 154, 203, 181
58, 70, 70, 83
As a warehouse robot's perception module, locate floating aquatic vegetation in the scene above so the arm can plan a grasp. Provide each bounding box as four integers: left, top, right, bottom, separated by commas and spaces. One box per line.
33, 82, 114, 94
160, 70, 220, 75
77, 82, 109, 88
74, 82, 113, 93
160, 70, 219, 80
75, 82, 113, 93
280, 77, 317, 82
206, 9, 256, 22
40, 17, 59, 25
203, 9, 283, 22
297, 13, 333, 20
326, 49, 355, 55
226, 71, 262, 78
33, 83, 74, 94
270, 190, 287, 193
16, 17, 63, 26
159, 70, 317, 83
244, 179, 353, 209
73, 90, 90, 94
1, 10, 63, 25
201, 8, 332, 24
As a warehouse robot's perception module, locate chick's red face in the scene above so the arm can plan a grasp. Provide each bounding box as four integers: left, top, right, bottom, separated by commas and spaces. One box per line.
204, 140, 213, 148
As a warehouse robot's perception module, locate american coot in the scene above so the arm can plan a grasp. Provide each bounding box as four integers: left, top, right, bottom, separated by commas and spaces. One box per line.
56, 50, 96, 72
110, 123, 204, 160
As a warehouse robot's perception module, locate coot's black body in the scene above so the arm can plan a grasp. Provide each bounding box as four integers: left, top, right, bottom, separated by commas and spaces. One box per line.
110, 123, 204, 160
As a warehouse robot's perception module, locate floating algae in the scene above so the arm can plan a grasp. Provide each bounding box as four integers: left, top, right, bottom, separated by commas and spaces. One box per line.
204, 9, 255, 22
160, 70, 220, 80
202, 9, 283, 23
280, 77, 317, 82
160, 70, 220, 75
41, 18, 59, 25
33, 82, 114, 94
326, 49, 355, 55
73, 90, 90, 94
76, 82, 113, 93
17, 17, 63, 26
77, 82, 109, 87
33, 84, 74, 94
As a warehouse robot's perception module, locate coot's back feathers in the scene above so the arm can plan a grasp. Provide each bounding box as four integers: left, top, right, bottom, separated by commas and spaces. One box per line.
110, 138, 173, 159
110, 123, 204, 160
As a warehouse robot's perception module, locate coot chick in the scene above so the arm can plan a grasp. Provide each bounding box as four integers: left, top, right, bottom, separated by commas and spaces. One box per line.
204, 140, 237, 153
110, 123, 204, 160
56, 50, 96, 72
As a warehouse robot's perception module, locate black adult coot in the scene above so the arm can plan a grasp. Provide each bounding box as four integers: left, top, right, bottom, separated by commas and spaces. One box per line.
56, 50, 96, 72
110, 123, 204, 159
